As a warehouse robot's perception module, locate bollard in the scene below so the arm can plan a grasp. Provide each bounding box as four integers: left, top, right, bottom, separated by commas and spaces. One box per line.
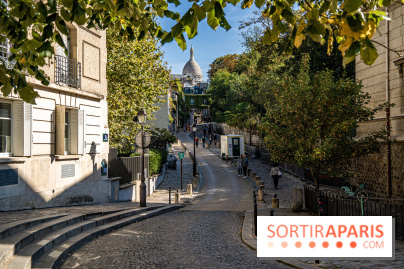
255, 176, 261, 186
193, 176, 198, 189
175, 189, 181, 204
291, 188, 304, 212
253, 191, 257, 236
258, 189, 264, 201
270, 209, 274, 216
247, 168, 252, 177
259, 181, 265, 190
169, 187, 171, 204
252, 172, 256, 181
187, 183, 193, 195
272, 193, 279, 208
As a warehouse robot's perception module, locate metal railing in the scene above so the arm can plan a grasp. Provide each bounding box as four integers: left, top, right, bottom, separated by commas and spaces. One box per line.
304, 185, 404, 240
54, 55, 81, 89
0, 40, 15, 69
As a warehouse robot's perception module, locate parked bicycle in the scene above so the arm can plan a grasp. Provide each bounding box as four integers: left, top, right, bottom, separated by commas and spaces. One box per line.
340, 182, 368, 201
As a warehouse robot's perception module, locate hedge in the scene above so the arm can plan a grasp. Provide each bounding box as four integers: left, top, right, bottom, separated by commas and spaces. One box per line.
131, 149, 167, 176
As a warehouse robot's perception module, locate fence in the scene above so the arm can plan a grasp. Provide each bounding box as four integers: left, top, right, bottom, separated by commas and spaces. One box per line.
108, 148, 150, 184
304, 185, 404, 241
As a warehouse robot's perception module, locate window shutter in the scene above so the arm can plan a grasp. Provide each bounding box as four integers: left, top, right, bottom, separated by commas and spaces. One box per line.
12, 101, 32, 156
78, 110, 85, 155
70, 109, 78, 154
69, 109, 85, 155
55, 105, 65, 155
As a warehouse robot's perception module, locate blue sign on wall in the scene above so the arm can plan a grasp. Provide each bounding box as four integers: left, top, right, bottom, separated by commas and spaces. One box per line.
103, 133, 109, 142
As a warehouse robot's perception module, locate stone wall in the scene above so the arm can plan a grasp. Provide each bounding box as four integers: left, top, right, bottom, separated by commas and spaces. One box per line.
353, 142, 404, 198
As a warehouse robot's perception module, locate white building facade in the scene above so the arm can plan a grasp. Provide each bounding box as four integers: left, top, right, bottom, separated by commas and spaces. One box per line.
0, 23, 110, 210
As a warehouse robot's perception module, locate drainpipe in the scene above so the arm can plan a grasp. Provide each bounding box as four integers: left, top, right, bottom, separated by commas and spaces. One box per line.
386, 8, 392, 199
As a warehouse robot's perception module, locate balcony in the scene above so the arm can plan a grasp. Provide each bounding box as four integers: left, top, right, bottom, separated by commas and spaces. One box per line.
54, 55, 81, 89
0, 40, 16, 69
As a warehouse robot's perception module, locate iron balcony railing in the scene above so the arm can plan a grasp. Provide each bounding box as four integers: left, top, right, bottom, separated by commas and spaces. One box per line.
54, 55, 81, 89
0, 40, 16, 69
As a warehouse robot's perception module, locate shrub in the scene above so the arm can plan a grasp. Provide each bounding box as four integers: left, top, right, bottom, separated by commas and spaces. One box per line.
148, 149, 167, 175
131, 149, 167, 175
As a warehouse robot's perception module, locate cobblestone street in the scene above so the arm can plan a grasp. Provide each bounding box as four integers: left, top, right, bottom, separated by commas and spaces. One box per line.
60, 132, 290, 268
61, 210, 290, 269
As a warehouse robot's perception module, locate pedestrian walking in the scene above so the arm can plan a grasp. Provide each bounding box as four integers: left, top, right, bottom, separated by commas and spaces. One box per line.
213, 133, 217, 145
270, 164, 282, 189
202, 136, 206, 148
209, 134, 212, 145
195, 137, 199, 147
237, 155, 243, 176
242, 155, 249, 178
203, 127, 206, 137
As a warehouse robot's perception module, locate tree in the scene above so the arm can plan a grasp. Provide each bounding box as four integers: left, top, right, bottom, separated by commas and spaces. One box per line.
0, 0, 396, 103
261, 56, 391, 189
207, 54, 239, 79
107, 29, 170, 155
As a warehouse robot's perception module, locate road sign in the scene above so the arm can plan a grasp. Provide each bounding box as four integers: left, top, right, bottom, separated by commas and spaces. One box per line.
179, 152, 184, 160
135, 131, 151, 148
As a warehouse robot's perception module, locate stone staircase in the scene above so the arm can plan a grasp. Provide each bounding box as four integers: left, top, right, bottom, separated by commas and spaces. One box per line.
0, 205, 182, 269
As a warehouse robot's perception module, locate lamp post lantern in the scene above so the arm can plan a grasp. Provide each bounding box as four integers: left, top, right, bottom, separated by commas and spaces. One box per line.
135, 108, 147, 207
192, 123, 197, 176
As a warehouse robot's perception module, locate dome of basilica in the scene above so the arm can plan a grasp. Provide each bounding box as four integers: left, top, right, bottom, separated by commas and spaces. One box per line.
182, 46, 203, 79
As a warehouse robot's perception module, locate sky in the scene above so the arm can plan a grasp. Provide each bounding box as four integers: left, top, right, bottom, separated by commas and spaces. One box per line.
158, 3, 260, 81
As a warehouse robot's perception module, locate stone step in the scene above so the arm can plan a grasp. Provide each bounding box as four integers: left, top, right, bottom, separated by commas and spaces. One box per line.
0, 208, 129, 269
3, 206, 162, 269
0, 215, 67, 242
33, 205, 184, 269
0, 214, 81, 269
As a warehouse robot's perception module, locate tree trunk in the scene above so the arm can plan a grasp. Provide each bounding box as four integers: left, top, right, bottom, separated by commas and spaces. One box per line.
310, 168, 319, 190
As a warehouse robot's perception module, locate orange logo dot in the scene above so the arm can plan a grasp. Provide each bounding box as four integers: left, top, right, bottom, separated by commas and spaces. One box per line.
295, 241, 302, 248
336, 241, 343, 248
309, 241, 316, 248
267, 242, 274, 248
350, 241, 357, 248
322, 241, 329, 248
281, 241, 288, 248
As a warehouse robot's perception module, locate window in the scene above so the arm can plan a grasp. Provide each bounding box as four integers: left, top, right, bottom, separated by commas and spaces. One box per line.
54, 27, 81, 89
203, 99, 207, 105
190, 98, 194, 105
0, 101, 12, 154
56, 106, 85, 155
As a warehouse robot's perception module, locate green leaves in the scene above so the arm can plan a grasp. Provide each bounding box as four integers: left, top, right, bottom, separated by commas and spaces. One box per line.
207, 9, 220, 30
37, 41, 53, 58
360, 38, 378, 66
106, 29, 171, 155
342, 0, 363, 13
380, 0, 392, 7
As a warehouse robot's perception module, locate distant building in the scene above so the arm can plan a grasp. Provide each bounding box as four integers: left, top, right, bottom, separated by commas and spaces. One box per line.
171, 46, 210, 125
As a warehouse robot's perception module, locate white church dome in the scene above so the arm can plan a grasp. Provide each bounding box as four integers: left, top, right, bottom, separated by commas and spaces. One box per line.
182, 46, 203, 79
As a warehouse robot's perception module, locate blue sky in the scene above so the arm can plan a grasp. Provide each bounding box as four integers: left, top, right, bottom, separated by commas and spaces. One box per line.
158, 4, 259, 80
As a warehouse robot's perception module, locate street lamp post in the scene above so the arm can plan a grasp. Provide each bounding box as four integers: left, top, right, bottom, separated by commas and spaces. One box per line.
192, 123, 197, 176
136, 108, 147, 207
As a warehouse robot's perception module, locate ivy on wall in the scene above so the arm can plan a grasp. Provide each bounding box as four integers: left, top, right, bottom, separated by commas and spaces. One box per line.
185, 94, 210, 109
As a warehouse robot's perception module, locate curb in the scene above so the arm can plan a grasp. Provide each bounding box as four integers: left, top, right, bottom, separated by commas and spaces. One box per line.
241, 211, 321, 269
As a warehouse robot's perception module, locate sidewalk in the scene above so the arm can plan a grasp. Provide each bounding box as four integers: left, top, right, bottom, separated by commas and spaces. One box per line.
205, 143, 404, 269
0, 141, 198, 225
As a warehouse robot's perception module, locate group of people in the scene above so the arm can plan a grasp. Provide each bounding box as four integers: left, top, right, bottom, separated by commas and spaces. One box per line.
194, 124, 217, 149
237, 155, 250, 178
194, 133, 217, 148
237, 155, 282, 189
